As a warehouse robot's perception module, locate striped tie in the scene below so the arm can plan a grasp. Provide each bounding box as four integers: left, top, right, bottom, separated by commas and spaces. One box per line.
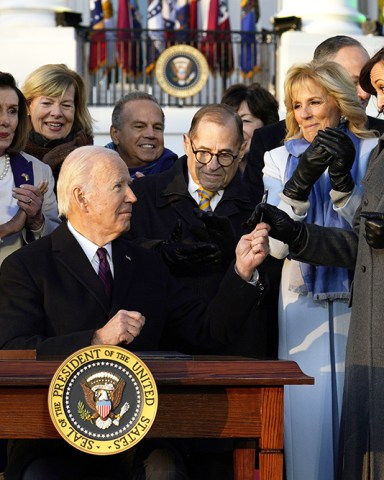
96, 247, 113, 301
197, 189, 215, 212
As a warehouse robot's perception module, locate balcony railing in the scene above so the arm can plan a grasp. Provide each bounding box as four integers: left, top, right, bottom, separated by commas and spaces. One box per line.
76, 27, 277, 107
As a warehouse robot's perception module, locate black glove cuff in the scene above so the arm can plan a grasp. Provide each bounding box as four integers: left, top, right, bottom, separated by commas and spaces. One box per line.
330, 174, 354, 193
283, 175, 311, 202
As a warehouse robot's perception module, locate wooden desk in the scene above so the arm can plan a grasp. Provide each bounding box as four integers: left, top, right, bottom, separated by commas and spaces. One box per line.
0, 352, 313, 480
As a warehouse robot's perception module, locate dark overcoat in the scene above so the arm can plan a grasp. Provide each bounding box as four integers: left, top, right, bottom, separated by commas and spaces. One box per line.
0, 222, 264, 358
129, 156, 282, 358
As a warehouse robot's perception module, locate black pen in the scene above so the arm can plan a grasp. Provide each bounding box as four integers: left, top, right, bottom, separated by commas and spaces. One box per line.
259, 189, 268, 223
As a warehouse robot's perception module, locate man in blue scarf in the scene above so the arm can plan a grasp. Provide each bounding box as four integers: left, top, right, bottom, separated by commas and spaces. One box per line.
105, 92, 178, 179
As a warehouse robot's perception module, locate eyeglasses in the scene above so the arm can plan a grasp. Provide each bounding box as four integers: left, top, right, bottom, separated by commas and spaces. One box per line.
190, 139, 239, 167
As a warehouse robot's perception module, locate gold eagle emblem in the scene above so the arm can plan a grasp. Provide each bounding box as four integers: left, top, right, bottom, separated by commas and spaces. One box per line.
79, 371, 130, 430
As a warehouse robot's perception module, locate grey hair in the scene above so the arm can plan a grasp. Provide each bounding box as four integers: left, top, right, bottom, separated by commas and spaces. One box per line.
188, 103, 244, 145
111, 91, 165, 129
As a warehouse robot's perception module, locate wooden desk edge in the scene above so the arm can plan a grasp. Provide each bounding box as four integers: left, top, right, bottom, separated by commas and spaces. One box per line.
0, 350, 314, 386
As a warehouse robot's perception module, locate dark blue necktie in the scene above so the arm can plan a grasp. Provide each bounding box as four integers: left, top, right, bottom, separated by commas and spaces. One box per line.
96, 247, 113, 301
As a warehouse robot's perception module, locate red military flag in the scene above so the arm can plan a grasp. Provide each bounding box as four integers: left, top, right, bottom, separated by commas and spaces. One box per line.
117, 0, 142, 75
190, 0, 198, 30
201, 0, 233, 75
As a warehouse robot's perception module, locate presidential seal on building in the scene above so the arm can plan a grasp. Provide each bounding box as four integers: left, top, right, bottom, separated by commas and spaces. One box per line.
155, 44, 209, 98
48, 346, 158, 455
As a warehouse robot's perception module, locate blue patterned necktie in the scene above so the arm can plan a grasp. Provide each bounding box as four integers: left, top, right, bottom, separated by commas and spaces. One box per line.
96, 247, 113, 301
197, 189, 216, 212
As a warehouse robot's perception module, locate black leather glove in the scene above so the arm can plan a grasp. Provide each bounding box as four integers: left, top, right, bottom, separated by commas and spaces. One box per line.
317, 128, 356, 192
191, 209, 237, 261
361, 212, 384, 249
251, 203, 307, 249
283, 135, 332, 201
157, 220, 222, 274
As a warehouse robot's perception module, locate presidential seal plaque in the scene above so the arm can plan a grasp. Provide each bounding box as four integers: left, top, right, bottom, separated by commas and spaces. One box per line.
155, 45, 209, 98
48, 346, 158, 455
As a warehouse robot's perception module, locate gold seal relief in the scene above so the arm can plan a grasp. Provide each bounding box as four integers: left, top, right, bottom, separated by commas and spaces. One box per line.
48, 346, 158, 455
155, 45, 209, 98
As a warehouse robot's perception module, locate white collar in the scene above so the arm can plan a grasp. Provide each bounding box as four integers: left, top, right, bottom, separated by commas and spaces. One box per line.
67, 220, 113, 265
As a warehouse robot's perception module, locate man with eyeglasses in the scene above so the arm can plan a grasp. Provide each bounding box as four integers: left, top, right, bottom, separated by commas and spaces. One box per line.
128, 102, 278, 480
128, 103, 278, 359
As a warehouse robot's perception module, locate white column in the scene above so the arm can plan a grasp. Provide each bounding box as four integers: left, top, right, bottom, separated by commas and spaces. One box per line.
0, 0, 71, 27
276, 0, 366, 34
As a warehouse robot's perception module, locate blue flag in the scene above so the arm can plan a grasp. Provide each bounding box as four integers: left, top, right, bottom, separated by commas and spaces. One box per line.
241, 0, 260, 77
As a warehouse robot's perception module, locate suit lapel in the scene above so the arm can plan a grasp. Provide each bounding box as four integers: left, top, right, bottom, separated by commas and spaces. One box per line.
51, 223, 110, 314
155, 157, 202, 225
110, 238, 134, 311
10, 153, 34, 186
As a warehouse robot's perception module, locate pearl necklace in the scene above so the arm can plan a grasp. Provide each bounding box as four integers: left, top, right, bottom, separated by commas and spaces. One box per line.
0, 154, 10, 181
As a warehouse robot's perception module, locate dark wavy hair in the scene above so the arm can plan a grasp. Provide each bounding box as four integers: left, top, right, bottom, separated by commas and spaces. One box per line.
0, 72, 29, 154
359, 47, 384, 96
221, 83, 279, 126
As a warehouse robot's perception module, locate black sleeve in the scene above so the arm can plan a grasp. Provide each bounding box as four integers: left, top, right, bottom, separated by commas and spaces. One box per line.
291, 223, 358, 270
243, 121, 286, 201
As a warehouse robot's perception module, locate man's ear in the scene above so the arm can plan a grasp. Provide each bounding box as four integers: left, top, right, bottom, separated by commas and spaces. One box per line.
239, 139, 247, 161
110, 125, 119, 145
183, 134, 190, 155
73, 187, 88, 210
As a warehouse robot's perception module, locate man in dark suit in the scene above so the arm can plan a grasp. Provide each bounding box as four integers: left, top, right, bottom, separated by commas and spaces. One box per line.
244, 35, 384, 197
0, 145, 269, 480
129, 104, 281, 359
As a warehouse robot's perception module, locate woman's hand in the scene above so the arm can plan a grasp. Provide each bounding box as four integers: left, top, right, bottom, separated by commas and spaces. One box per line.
12, 180, 48, 231
0, 209, 27, 239
283, 135, 333, 201
317, 128, 356, 192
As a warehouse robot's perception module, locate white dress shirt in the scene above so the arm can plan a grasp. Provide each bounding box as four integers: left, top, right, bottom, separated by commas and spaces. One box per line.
67, 220, 114, 277
187, 173, 223, 211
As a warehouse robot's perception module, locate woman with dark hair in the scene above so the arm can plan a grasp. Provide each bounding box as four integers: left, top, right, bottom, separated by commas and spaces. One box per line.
0, 71, 59, 266
221, 82, 279, 172
22, 64, 94, 183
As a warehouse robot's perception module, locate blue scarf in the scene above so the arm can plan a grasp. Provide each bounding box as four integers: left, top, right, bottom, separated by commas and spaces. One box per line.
104, 143, 177, 179
284, 125, 365, 301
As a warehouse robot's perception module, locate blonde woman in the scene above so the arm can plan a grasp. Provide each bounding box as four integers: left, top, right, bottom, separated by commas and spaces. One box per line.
22, 64, 94, 183
262, 61, 378, 480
